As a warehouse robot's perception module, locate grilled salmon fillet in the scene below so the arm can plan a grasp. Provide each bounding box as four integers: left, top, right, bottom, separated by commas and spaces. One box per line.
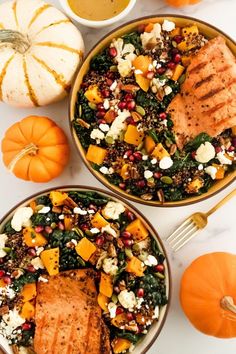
34, 269, 111, 354
167, 36, 236, 149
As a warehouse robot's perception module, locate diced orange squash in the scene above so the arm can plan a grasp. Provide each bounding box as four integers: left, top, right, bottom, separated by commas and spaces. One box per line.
172, 64, 185, 81
152, 143, 170, 160
21, 283, 37, 302
40, 248, 59, 276
212, 164, 225, 180
177, 40, 197, 52
29, 200, 36, 211
111, 313, 128, 328
124, 125, 144, 146
133, 55, 152, 75
126, 256, 145, 277
181, 55, 191, 67
84, 85, 103, 104
232, 126, 236, 136
120, 164, 130, 180
64, 215, 73, 230
126, 219, 149, 241
145, 135, 156, 154
99, 272, 113, 298
91, 212, 109, 228
20, 301, 35, 320
23, 227, 48, 247
135, 74, 150, 92
97, 293, 109, 312
182, 25, 199, 37
104, 109, 116, 124
144, 23, 154, 33
0, 279, 7, 288
75, 238, 96, 261
49, 191, 68, 206
112, 338, 132, 353
186, 177, 204, 194
86, 144, 107, 165
170, 27, 181, 37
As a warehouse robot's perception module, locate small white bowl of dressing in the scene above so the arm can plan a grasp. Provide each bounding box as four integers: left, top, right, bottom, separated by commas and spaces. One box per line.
59, 0, 136, 28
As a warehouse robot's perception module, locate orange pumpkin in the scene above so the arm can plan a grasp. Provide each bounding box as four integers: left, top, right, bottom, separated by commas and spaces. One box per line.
165, 0, 200, 7
1, 116, 70, 182
180, 252, 236, 338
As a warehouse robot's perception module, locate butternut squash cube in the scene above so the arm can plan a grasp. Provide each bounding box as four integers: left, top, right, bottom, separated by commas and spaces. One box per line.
212, 164, 225, 180
181, 55, 191, 67
120, 163, 130, 180
113, 338, 132, 353
64, 215, 73, 230
99, 273, 113, 298
0, 279, 7, 288
84, 85, 103, 104
91, 212, 109, 228
186, 177, 204, 194
49, 191, 68, 206
111, 313, 128, 328
177, 40, 197, 52
151, 143, 170, 160
75, 238, 96, 261
144, 23, 154, 33
170, 27, 181, 37
145, 135, 156, 154
20, 301, 35, 320
23, 227, 48, 247
21, 283, 37, 302
126, 219, 149, 241
97, 293, 109, 312
135, 74, 150, 92
86, 144, 107, 165
133, 55, 152, 74
172, 64, 185, 81
124, 125, 144, 146
182, 25, 199, 37
126, 256, 145, 277
40, 248, 59, 276
104, 109, 116, 124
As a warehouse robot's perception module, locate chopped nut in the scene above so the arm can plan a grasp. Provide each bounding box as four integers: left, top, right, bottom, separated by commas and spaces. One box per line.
64, 197, 78, 208
131, 111, 142, 122
156, 88, 165, 101
77, 118, 90, 129
0, 305, 9, 316
141, 193, 153, 201
170, 144, 177, 155
52, 206, 62, 213
130, 166, 140, 179
108, 243, 117, 258
121, 84, 140, 93
157, 189, 165, 203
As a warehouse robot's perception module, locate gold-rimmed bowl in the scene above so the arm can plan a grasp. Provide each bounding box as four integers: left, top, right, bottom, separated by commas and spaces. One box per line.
0, 185, 171, 354
69, 15, 236, 207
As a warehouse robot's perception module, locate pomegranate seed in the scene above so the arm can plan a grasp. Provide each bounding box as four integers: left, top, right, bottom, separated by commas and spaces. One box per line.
157, 67, 166, 75
126, 312, 134, 321
215, 146, 222, 153
124, 93, 133, 101
137, 24, 146, 33
109, 47, 117, 57
106, 78, 113, 86
126, 117, 136, 125
27, 265, 36, 273
3, 275, 11, 285
96, 110, 106, 118
101, 89, 110, 98
155, 264, 165, 273
119, 183, 126, 190
126, 210, 135, 221
121, 231, 132, 239
146, 71, 154, 80
35, 226, 44, 233
133, 151, 142, 161
174, 53, 181, 63
167, 62, 176, 70
0, 258, 4, 264
154, 172, 162, 179
129, 155, 135, 162
124, 149, 133, 158
96, 235, 105, 246
27, 248, 36, 257
107, 71, 115, 79
123, 239, 134, 247
114, 286, 120, 294
58, 222, 65, 230
228, 145, 235, 152
22, 323, 31, 331
118, 101, 127, 110
127, 100, 136, 111
80, 224, 89, 231
45, 226, 53, 234
137, 288, 144, 298
0, 270, 5, 278
191, 151, 197, 159
116, 307, 124, 315
173, 35, 183, 44
159, 112, 167, 120
97, 103, 104, 110
232, 137, 236, 147
171, 48, 179, 56
136, 180, 146, 188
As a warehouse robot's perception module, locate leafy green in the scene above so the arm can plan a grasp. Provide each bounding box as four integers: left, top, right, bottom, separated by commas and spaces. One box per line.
116, 331, 141, 344
73, 120, 91, 149
16, 325, 35, 347
75, 90, 95, 123
123, 31, 143, 53
139, 274, 167, 306
31, 212, 58, 227
185, 132, 212, 152
35, 195, 51, 206
148, 129, 159, 143
136, 90, 160, 112
3, 220, 15, 235
12, 273, 38, 292
90, 48, 113, 72
68, 191, 108, 206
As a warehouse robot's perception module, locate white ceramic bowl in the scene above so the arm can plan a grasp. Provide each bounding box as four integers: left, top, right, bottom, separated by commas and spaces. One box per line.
59, 0, 137, 28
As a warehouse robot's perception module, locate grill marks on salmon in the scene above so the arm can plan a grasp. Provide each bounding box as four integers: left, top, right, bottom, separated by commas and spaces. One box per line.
34, 269, 111, 354
167, 36, 236, 149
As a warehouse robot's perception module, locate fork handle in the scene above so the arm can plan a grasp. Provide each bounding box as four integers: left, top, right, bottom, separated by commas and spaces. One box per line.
206, 188, 236, 217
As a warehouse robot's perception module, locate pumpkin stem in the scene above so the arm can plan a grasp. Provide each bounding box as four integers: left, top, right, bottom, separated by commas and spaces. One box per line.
0, 29, 30, 54
221, 296, 236, 314
8, 143, 38, 173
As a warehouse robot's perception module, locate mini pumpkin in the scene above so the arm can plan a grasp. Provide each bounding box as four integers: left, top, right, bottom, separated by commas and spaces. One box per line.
180, 252, 236, 338
0, 0, 84, 107
165, 0, 200, 7
1, 115, 70, 182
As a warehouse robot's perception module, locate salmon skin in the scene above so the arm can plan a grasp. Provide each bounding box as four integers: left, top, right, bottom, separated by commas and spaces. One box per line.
167, 36, 236, 149
34, 269, 111, 354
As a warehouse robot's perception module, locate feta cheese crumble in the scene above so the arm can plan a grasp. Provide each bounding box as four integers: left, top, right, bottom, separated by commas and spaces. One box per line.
73, 207, 87, 215
144, 170, 153, 179
108, 302, 117, 318
144, 255, 158, 266
31, 257, 44, 270
11, 207, 33, 232
216, 151, 232, 165
152, 306, 159, 319
0, 308, 25, 340
205, 166, 217, 180
99, 123, 110, 132
159, 156, 173, 169
118, 290, 137, 310
195, 142, 215, 163
90, 128, 105, 143
90, 228, 100, 234
103, 257, 118, 275
101, 224, 117, 238
164, 85, 172, 96
105, 110, 130, 141
103, 201, 125, 220
0, 234, 8, 258
38, 276, 48, 283
38, 206, 50, 214
162, 20, 175, 32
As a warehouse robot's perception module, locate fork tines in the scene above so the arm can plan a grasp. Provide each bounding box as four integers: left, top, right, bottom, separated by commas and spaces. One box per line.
166, 218, 199, 252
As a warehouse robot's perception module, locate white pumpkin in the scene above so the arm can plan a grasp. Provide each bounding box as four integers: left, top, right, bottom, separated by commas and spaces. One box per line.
0, 0, 84, 107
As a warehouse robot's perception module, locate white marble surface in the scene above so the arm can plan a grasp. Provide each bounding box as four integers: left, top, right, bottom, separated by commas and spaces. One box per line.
0, 0, 236, 353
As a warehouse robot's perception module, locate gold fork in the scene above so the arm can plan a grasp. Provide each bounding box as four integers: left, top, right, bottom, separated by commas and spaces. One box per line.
166, 188, 236, 252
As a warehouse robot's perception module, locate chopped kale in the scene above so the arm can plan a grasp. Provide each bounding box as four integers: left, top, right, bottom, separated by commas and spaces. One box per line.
185, 132, 212, 152
90, 48, 113, 72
